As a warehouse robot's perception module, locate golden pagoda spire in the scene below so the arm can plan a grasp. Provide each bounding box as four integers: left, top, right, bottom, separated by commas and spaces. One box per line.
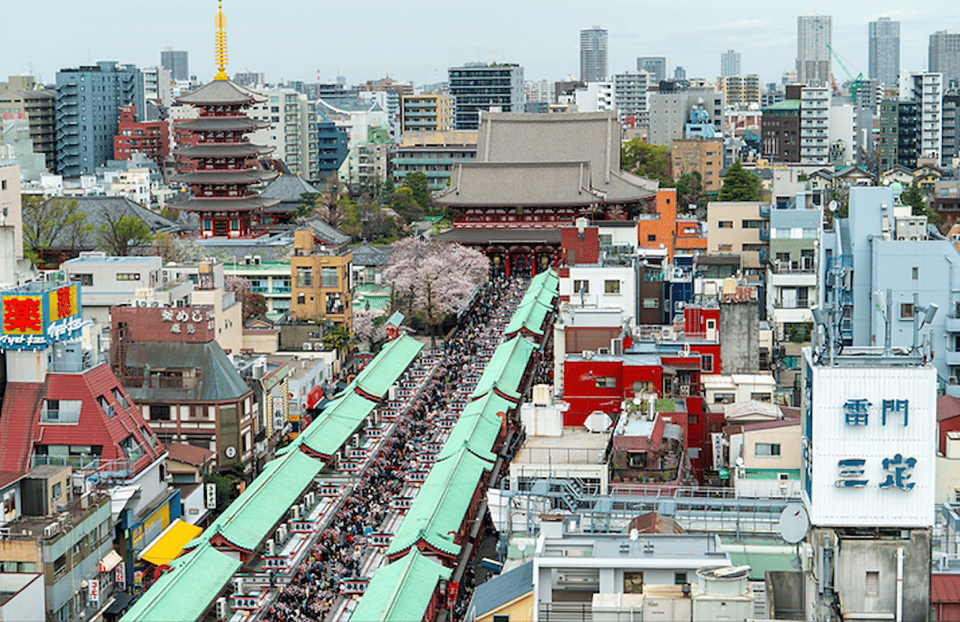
214, 0, 229, 80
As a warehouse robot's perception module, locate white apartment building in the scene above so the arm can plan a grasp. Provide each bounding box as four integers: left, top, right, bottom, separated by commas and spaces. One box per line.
900, 71, 943, 161
141, 66, 172, 108
613, 71, 651, 122
574, 81, 614, 112
800, 86, 829, 164
249, 88, 319, 179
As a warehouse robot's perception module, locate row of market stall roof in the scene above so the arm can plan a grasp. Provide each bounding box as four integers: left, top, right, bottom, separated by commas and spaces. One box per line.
351, 270, 559, 622
120, 335, 425, 622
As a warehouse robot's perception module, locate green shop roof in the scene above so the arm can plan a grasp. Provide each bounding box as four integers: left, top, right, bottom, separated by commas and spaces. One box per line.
351, 549, 451, 622
278, 391, 377, 457
192, 451, 322, 551
504, 297, 552, 337
353, 335, 424, 398
386, 446, 493, 558
437, 392, 511, 461
119, 541, 240, 622
471, 335, 536, 401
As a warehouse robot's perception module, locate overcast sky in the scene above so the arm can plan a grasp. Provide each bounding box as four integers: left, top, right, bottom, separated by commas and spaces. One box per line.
6, 1, 951, 88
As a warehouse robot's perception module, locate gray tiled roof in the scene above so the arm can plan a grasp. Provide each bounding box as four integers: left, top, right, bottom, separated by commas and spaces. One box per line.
303, 218, 351, 246
436, 161, 603, 207
52, 196, 181, 249
260, 175, 322, 204
349, 241, 393, 266
122, 341, 251, 403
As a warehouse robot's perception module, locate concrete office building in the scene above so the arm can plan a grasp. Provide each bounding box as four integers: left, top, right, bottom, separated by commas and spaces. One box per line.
0, 75, 55, 169
392, 130, 476, 191
899, 71, 943, 163
448, 63, 524, 130
613, 72, 650, 121
55, 61, 145, 176
721, 49, 741, 77
868, 17, 900, 89
575, 81, 614, 113
716, 75, 760, 106
797, 14, 832, 87
943, 89, 960, 164
637, 57, 667, 83
878, 99, 919, 170
930, 31, 960, 89
142, 65, 172, 108
249, 88, 319, 179
580, 26, 608, 83
400, 93, 452, 132
160, 49, 189, 82
647, 89, 725, 147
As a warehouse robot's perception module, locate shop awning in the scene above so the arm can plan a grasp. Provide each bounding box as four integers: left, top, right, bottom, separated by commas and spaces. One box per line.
99, 549, 123, 573
139, 519, 203, 566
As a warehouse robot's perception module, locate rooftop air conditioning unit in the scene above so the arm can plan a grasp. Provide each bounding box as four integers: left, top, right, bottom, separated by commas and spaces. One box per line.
597, 348, 610, 355
43, 523, 59, 538
215, 597, 228, 620
582, 350, 594, 360
266, 539, 275, 555
253, 255, 262, 265
302, 342, 313, 351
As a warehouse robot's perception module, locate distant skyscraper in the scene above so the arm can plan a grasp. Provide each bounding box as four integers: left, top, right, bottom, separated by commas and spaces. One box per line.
674, 66, 687, 80
580, 26, 608, 82
796, 15, 832, 87
161, 49, 189, 81
868, 18, 900, 89
721, 49, 741, 77
637, 57, 667, 83
448, 63, 524, 130
929, 31, 960, 90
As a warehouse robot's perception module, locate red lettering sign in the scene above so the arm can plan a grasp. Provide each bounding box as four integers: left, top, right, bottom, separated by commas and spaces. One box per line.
3, 297, 42, 334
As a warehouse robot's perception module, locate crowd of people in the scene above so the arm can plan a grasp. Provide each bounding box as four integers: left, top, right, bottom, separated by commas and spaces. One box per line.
262, 276, 527, 622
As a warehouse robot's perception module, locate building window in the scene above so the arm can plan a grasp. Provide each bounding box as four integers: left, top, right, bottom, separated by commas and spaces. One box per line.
865, 571, 879, 596
595, 377, 616, 388
573, 280, 589, 293
604, 280, 621, 294
674, 572, 688, 585
52, 482, 62, 500
688, 413, 700, 426
912, 267, 919, 280
900, 303, 914, 319
71, 273, 94, 286
647, 234, 657, 242
297, 293, 305, 305
116, 273, 140, 281
643, 298, 658, 309
150, 404, 171, 421
41, 400, 81, 424
701, 354, 714, 372
755, 442, 781, 456
296, 267, 313, 288
718, 221, 733, 228
750, 392, 771, 402
718, 244, 733, 252
322, 267, 338, 288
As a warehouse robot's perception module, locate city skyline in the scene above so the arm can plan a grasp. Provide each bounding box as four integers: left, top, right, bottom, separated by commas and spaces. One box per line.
4, 1, 952, 88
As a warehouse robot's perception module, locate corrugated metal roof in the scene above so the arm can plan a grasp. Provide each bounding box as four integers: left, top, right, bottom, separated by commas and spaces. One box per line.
932, 573, 960, 603
123, 341, 251, 403
471, 336, 536, 401
386, 446, 492, 558
728, 551, 798, 580
120, 540, 240, 622
194, 451, 322, 551
469, 561, 534, 617
938, 395, 960, 422
350, 549, 451, 622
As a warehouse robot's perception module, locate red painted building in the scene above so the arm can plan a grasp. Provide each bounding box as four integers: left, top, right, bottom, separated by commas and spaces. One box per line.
113, 105, 170, 169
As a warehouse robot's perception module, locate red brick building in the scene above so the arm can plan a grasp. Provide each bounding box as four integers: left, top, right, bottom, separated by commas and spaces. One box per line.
113, 105, 170, 168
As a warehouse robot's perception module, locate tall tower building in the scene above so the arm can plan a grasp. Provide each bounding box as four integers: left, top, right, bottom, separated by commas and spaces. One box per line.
796, 14, 832, 87
929, 31, 960, 89
580, 26, 608, 83
637, 57, 667, 83
868, 18, 900, 89
161, 49, 189, 82
448, 63, 524, 130
720, 49, 741, 77
54, 62, 145, 176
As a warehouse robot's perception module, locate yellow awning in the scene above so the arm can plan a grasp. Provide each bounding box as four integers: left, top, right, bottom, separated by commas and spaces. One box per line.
139, 519, 203, 566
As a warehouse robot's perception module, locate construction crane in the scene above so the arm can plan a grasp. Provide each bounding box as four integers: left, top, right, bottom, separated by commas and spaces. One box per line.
825, 44, 863, 102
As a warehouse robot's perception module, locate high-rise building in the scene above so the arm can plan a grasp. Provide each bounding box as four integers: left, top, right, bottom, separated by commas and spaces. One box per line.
249, 88, 319, 179
448, 63, 524, 131
0, 75, 55, 170
868, 18, 900, 89
637, 57, 667, 83
160, 49, 189, 81
878, 99, 919, 170
580, 26, 608, 82
899, 71, 943, 162
716, 75, 761, 106
141, 66, 172, 107
674, 66, 687, 80
720, 49, 741, 77
796, 15, 832, 87
613, 72, 649, 120
54, 61, 145, 176
929, 31, 960, 90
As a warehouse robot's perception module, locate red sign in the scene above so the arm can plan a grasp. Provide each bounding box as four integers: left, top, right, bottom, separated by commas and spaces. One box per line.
447, 581, 459, 609
3, 297, 42, 334
307, 385, 324, 409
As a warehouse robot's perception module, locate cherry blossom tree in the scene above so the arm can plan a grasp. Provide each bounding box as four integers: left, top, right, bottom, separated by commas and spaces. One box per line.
352, 307, 388, 346
383, 238, 489, 345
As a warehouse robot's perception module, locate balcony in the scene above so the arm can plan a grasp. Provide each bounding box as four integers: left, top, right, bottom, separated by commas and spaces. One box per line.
946, 315, 960, 333
946, 350, 960, 367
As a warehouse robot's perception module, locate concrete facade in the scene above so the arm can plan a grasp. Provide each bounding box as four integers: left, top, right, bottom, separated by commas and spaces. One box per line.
580, 27, 608, 83
648, 89, 725, 147
929, 31, 960, 90
448, 63, 525, 131
719, 300, 760, 374
670, 138, 723, 193
707, 201, 769, 269
797, 15, 832, 87
868, 18, 900, 89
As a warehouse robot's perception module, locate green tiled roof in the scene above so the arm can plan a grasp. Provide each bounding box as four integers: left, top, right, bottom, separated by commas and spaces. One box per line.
504, 297, 551, 337
194, 451, 322, 551
278, 391, 378, 457
728, 551, 798, 580
518, 281, 557, 309
120, 541, 240, 622
354, 335, 424, 397
471, 336, 536, 401
437, 392, 511, 461
351, 549, 451, 622
386, 446, 493, 558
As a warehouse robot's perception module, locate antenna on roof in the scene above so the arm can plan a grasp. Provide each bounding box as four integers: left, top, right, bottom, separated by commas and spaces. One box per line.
214, 1, 229, 81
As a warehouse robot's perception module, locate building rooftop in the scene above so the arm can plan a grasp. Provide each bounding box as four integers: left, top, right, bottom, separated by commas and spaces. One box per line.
538, 533, 729, 566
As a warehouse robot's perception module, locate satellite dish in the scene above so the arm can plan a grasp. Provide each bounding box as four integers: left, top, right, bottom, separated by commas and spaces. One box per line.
828, 200, 838, 212
777, 503, 810, 545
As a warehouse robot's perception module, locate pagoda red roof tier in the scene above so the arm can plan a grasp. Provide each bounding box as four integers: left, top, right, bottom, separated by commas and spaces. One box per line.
175, 143, 274, 158
167, 196, 281, 212
177, 117, 269, 132
176, 80, 266, 106
172, 169, 279, 185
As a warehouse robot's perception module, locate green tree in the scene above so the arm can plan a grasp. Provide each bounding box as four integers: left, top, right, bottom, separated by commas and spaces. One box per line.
717, 160, 761, 202
295, 192, 320, 221
21, 196, 92, 267
901, 181, 940, 224
620, 138, 671, 187
404, 171, 432, 212
675, 171, 706, 214
379, 177, 396, 203
387, 187, 425, 223
96, 208, 154, 256
322, 325, 352, 352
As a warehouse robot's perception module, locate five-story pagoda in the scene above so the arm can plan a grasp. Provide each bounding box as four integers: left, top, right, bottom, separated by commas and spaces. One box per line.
169, 2, 279, 237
